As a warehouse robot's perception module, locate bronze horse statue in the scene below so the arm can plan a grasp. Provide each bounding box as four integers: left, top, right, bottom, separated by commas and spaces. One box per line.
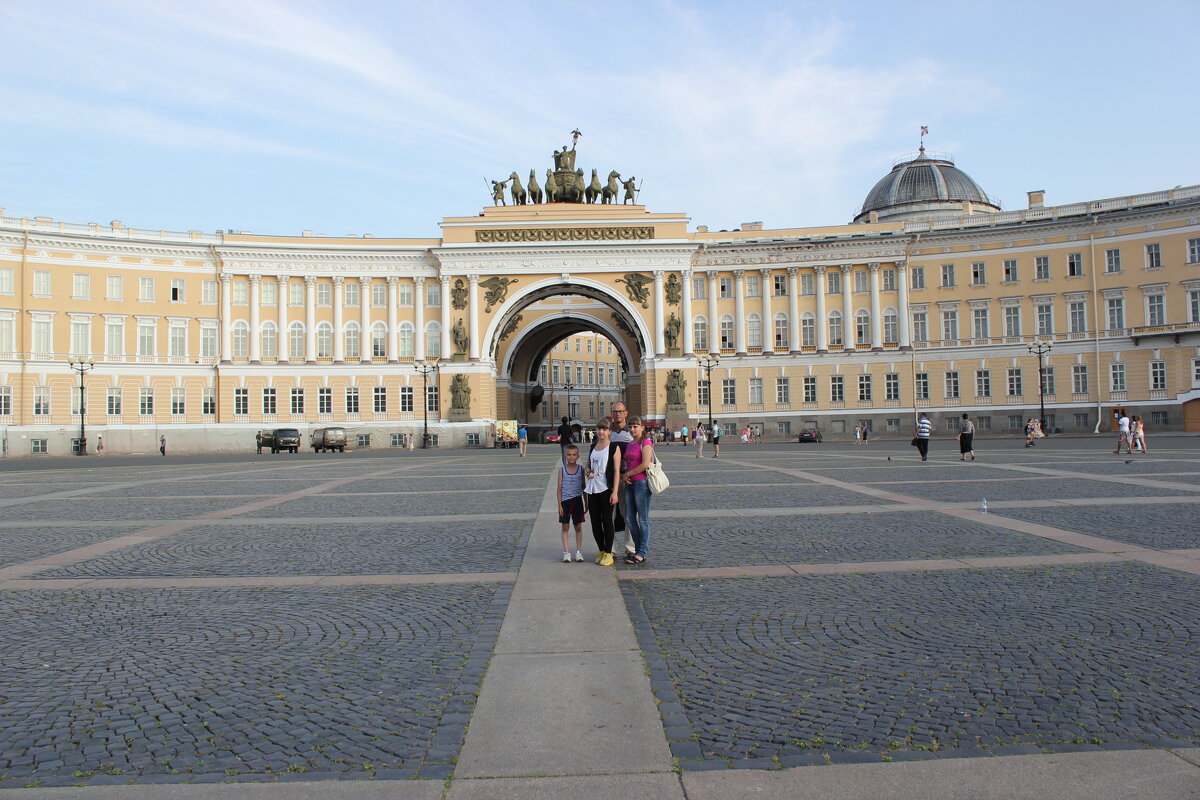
508, 172, 527, 206
527, 169, 543, 204
602, 171, 621, 205
544, 169, 559, 203
586, 169, 602, 204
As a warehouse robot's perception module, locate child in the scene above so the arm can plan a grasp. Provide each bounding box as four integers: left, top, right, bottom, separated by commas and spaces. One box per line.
558, 444, 586, 562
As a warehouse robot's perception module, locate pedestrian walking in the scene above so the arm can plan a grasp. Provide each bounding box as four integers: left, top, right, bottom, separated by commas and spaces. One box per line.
584, 418, 621, 566
914, 412, 933, 461
621, 416, 654, 565
517, 423, 528, 457
693, 420, 705, 458
1113, 413, 1133, 454
958, 413, 976, 461
861, 423, 869, 445
97, 436, 104, 456
710, 421, 721, 458
159, 435, 167, 457
854, 424, 861, 445
741, 426, 750, 444
1133, 416, 1149, 453
1024, 419, 1037, 448
557, 444, 586, 562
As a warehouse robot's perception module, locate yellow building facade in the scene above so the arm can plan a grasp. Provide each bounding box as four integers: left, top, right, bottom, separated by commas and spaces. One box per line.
1, 151, 1198, 455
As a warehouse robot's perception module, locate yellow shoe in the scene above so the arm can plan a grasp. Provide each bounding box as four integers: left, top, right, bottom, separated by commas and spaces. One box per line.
599, 552, 614, 566
594, 553, 604, 564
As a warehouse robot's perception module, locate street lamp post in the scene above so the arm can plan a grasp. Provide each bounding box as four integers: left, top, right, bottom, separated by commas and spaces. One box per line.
67, 359, 95, 455
697, 353, 721, 432
1028, 338, 1052, 436
415, 358, 438, 449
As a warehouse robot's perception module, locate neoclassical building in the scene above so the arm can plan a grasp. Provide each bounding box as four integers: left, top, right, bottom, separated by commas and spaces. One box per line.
1, 145, 1198, 455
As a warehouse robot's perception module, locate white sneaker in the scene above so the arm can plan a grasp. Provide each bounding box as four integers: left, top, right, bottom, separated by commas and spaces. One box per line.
574, 551, 584, 562
562, 552, 572, 562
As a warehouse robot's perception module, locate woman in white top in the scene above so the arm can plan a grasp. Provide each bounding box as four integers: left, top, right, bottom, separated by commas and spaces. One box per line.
585, 418, 622, 566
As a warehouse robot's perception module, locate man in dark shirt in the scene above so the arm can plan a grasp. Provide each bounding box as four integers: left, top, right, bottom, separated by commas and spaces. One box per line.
556, 416, 574, 462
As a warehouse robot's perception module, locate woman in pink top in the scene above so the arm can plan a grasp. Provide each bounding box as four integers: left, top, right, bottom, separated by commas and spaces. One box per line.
621, 416, 655, 565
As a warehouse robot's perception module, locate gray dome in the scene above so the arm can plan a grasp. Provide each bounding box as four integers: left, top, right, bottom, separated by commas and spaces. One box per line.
854, 148, 999, 223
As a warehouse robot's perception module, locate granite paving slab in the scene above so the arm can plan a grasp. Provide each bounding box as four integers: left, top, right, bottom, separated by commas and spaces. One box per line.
869, 479, 1187, 503
650, 485, 886, 511
333, 476, 547, 494
240, 490, 544, 519
988, 504, 1200, 550
0, 526, 147, 569
0, 497, 272, 522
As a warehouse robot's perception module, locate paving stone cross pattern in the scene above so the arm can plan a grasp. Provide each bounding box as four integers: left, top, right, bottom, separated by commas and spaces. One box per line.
0, 440, 1196, 796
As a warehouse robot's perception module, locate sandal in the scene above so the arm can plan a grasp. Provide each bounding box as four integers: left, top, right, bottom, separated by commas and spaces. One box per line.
624, 554, 646, 565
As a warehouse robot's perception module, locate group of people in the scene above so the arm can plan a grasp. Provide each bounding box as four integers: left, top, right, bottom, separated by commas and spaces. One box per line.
853, 424, 870, 445
555, 403, 655, 567
912, 412, 976, 461
1023, 418, 1045, 447
1114, 413, 1150, 454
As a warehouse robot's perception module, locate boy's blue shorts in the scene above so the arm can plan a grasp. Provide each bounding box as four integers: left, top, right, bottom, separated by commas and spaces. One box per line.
559, 495, 585, 525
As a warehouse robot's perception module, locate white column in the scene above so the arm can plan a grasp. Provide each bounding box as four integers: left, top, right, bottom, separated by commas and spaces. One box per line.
707, 271, 719, 354
760, 268, 773, 353
359, 277, 371, 363
439, 276, 451, 360
869, 263, 883, 351
814, 266, 828, 352
787, 267, 800, 353
304, 276, 316, 362
414, 277, 426, 360
681, 270, 694, 356
468, 274, 480, 361
841, 264, 854, 351
219, 273, 233, 363
653, 270, 665, 356
332, 277, 345, 362
896, 261, 911, 350
387, 277, 399, 362
733, 269, 747, 355
249, 274, 262, 363
277, 277, 289, 362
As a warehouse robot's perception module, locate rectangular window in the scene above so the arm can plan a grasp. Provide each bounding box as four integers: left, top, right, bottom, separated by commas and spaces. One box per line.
882, 268, 896, 291
972, 308, 989, 339
941, 309, 958, 340
289, 282, 305, 306
171, 387, 185, 416
800, 272, 814, 296
746, 274, 761, 298
0, 318, 11, 353
885, 373, 900, 400
31, 319, 52, 356
1105, 248, 1121, 273
773, 275, 787, 296
170, 278, 185, 302
748, 378, 763, 405
827, 270, 841, 295
70, 319, 91, 355
426, 281, 440, 307
976, 370, 991, 397
33, 386, 51, 416
1067, 252, 1084, 277
106, 388, 121, 416
372, 283, 387, 307
721, 378, 736, 405
344, 282, 360, 307
1188, 237, 1200, 264
357, 433, 372, 448
1152, 411, 1168, 426
373, 386, 387, 413
1150, 360, 1166, 391
139, 388, 155, 416
970, 262, 986, 285
107, 275, 124, 301
858, 374, 872, 401
830, 375, 844, 402
318, 387, 332, 414
169, 325, 186, 358
398, 282, 413, 306
854, 270, 868, 294
719, 277, 733, 298
910, 266, 925, 290
1146, 294, 1165, 326
139, 277, 154, 301
1035, 256, 1050, 280
137, 322, 155, 356
1106, 297, 1125, 330
1145, 243, 1161, 269
31, 438, 47, 455
1190, 289, 1200, 323
261, 281, 276, 306
1007, 368, 1023, 396
232, 388, 247, 416
200, 326, 217, 358
1036, 302, 1053, 336
1072, 364, 1088, 394
777, 421, 791, 436
0, 268, 12, 294
1004, 306, 1021, 337
1110, 363, 1126, 392
290, 388, 305, 414
940, 264, 955, 288
911, 311, 927, 343
202, 387, 216, 415
73, 273, 91, 299
1069, 300, 1087, 333
697, 379, 709, 407
915, 372, 929, 401
345, 386, 360, 414
399, 386, 413, 412
775, 377, 790, 404
1074, 413, 1089, 428
799, 376, 816, 403
426, 385, 439, 412
692, 277, 706, 300
944, 371, 959, 399
316, 283, 331, 306
1003, 259, 1018, 283
262, 387, 277, 415
33, 270, 51, 296
1041, 366, 1056, 395
202, 280, 218, 304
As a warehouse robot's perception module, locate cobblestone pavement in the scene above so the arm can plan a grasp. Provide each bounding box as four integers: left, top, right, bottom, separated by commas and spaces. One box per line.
868, 478, 1187, 502
652, 484, 891, 510
241, 489, 543, 519
0, 527, 145, 569
991, 503, 1200, 550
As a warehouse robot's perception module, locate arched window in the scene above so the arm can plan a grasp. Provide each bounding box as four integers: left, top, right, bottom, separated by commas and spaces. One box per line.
344, 321, 360, 360
719, 314, 735, 349
372, 322, 387, 358
801, 312, 815, 348
232, 321, 249, 359
260, 321, 277, 360
747, 313, 762, 348
828, 310, 843, 347
856, 310, 871, 345
316, 322, 333, 359
288, 322, 305, 359
774, 313, 789, 349
398, 322, 414, 357
693, 316, 708, 351
425, 321, 441, 358
883, 309, 898, 344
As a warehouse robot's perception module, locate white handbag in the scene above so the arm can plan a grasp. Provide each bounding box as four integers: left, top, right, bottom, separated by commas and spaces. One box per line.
645, 453, 669, 494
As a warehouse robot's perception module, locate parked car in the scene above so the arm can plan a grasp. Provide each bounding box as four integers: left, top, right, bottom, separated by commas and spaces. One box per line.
546, 432, 562, 443
797, 429, 823, 443
310, 427, 346, 453
271, 428, 302, 453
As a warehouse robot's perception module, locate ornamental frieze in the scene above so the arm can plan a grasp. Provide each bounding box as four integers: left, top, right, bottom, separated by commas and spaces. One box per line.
475, 226, 654, 243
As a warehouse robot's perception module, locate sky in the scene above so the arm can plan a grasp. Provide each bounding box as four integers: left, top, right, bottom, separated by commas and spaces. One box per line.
1, 1, 1197, 239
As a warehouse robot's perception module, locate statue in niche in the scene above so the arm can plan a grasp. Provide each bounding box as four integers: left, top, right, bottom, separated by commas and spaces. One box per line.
450, 374, 471, 411
617, 272, 652, 308
664, 313, 681, 351
665, 369, 687, 407
479, 276, 518, 312
451, 279, 468, 310
665, 273, 681, 305
452, 319, 469, 355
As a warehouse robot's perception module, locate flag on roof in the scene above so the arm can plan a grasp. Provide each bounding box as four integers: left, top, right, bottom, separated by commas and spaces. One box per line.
920, 125, 929, 136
